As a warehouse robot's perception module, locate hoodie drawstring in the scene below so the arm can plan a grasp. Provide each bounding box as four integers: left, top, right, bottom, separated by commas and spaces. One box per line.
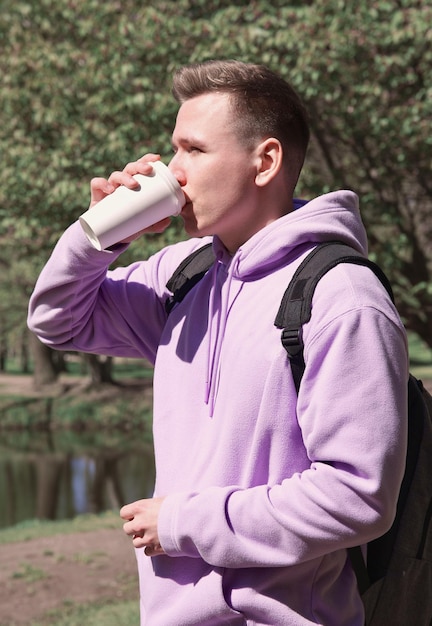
205, 252, 238, 417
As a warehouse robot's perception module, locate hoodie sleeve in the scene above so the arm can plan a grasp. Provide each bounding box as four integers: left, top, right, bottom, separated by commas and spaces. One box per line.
27, 221, 203, 362
157, 267, 409, 568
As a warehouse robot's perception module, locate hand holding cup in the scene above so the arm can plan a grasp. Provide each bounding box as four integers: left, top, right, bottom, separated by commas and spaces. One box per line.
82, 154, 185, 249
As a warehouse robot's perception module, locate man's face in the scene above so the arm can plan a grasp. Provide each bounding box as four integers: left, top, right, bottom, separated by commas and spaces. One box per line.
168, 92, 260, 252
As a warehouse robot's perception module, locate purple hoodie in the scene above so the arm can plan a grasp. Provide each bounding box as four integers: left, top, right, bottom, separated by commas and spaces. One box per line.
28, 190, 408, 625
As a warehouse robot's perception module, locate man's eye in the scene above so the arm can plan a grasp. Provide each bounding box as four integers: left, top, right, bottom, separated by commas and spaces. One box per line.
189, 146, 203, 153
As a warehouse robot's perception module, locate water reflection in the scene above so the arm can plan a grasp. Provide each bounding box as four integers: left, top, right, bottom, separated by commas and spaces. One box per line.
0, 429, 155, 529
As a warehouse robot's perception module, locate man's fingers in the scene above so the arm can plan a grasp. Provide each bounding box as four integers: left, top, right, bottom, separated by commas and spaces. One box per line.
144, 543, 164, 557
88, 154, 163, 213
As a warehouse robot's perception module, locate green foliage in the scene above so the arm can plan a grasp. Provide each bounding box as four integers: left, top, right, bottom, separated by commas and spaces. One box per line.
296, 0, 432, 342
0, 390, 153, 432
2, 1, 181, 232
1, 0, 431, 357
54, 397, 153, 431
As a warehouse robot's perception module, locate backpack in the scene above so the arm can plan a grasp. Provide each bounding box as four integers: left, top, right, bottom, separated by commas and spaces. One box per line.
165, 240, 432, 626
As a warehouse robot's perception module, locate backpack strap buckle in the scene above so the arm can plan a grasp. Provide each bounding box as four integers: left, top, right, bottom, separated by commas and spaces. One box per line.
280, 328, 303, 357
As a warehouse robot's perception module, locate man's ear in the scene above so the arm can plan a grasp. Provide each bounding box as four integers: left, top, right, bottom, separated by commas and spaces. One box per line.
254, 138, 283, 187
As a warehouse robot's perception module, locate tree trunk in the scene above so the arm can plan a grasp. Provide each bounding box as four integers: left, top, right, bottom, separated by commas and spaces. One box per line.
0, 333, 7, 372
35, 454, 65, 520
84, 353, 115, 386
29, 331, 59, 389
20, 334, 29, 373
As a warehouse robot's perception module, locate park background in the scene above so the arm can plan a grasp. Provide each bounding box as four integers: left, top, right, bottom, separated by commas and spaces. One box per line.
0, 1, 431, 624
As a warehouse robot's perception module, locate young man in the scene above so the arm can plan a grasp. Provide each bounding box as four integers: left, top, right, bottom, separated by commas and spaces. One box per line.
28, 60, 408, 625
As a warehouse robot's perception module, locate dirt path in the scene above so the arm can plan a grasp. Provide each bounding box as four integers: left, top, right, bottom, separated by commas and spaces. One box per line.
0, 528, 138, 625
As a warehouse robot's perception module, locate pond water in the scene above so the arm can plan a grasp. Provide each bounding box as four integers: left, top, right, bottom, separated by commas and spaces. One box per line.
0, 429, 155, 530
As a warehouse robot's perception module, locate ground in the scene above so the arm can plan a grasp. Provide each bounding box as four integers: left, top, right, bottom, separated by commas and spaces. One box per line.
0, 372, 153, 399
0, 527, 139, 626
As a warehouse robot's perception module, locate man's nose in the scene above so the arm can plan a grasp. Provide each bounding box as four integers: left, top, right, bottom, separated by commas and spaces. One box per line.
168, 155, 186, 187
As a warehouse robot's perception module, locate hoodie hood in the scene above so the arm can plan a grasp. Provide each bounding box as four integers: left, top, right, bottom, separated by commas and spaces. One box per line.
230, 190, 367, 280
205, 190, 367, 415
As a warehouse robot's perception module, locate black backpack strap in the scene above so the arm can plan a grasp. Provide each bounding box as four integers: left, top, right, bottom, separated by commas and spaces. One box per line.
274, 241, 393, 393
347, 545, 371, 595
165, 242, 215, 314
274, 240, 395, 594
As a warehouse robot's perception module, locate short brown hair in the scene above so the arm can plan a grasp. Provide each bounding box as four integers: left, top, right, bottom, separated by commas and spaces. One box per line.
172, 60, 310, 177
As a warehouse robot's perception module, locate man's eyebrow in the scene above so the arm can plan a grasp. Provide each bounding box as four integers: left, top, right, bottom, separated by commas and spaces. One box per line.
171, 136, 206, 149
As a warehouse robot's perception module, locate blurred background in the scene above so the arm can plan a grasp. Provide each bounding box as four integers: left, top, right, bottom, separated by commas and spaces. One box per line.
1, 0, 431, 529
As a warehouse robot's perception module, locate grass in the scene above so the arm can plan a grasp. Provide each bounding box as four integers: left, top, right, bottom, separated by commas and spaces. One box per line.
32, 599, 140, 626
0, 599, 139, 626
0, 511, 139, 626
0, 510, 120, 545
12, 563, 47, 583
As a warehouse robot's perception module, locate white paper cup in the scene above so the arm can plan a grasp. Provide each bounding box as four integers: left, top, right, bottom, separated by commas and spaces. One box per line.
79, 161, 185, 250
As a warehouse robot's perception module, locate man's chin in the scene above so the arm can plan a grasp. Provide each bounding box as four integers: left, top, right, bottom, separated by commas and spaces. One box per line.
181, 216, 205, 238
